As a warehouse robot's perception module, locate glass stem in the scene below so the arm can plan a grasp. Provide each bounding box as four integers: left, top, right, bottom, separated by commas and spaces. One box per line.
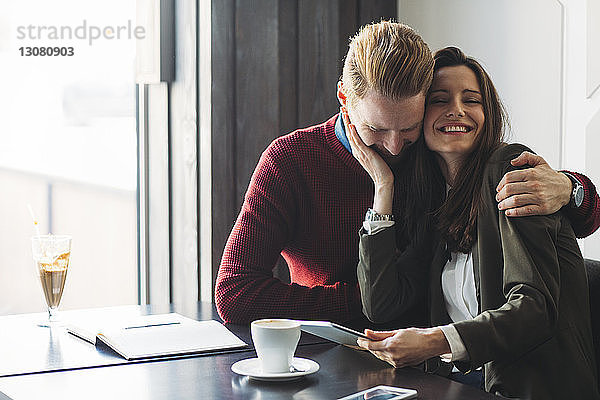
48, 307, 59, 322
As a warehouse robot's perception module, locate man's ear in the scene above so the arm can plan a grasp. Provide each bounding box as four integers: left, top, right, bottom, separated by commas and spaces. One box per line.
336, 81, 348, 107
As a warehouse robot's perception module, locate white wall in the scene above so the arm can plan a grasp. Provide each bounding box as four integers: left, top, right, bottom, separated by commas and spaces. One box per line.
399, 0, 600, 258
584, 0, 600, 259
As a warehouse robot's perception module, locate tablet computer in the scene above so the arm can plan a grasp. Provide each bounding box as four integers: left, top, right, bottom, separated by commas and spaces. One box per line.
298, 321, 369, 347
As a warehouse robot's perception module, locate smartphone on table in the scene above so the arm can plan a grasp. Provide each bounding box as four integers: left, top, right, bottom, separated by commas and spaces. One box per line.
337, 385, 417, 400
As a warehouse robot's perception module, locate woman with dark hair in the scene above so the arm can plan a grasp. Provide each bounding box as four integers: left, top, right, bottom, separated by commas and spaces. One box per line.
342, 47, 599, 399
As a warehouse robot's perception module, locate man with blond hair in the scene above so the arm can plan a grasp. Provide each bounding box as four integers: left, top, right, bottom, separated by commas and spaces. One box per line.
215, 21, 600, 326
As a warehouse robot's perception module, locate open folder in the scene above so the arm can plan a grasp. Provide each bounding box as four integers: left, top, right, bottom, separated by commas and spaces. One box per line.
66, 313, 247, 360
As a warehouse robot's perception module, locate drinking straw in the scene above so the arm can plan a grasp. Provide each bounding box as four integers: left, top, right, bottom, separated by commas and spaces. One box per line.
27, 204, 42, 238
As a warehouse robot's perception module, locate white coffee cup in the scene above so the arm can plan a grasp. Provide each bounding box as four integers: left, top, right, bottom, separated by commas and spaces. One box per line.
251, 319, 301, 374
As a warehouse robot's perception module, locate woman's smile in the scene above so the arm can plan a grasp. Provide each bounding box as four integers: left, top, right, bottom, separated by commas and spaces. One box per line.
436, 123, 475, 135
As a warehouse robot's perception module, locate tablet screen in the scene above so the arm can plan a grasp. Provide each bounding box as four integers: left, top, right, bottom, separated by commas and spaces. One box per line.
337, 385, 417, 400
299, 321, 368, 347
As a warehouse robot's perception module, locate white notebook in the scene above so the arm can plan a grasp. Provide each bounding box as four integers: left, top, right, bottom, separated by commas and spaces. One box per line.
66, 313, 247, 360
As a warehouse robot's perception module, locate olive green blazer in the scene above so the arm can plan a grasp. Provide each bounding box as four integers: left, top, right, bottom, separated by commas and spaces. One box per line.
358, 143, 599, 399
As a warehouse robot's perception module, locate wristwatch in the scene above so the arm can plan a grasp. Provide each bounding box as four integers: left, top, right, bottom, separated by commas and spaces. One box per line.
364, 208, 394, 222
562, 172, 584, 208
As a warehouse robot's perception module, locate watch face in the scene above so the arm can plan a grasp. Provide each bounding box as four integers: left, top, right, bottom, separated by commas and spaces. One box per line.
575, 186, 584, 207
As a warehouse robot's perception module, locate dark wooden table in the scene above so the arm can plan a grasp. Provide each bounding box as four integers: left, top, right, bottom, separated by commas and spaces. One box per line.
0, 303, 496, 399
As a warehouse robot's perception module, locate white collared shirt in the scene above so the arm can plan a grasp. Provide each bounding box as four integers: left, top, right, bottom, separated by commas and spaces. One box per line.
439, 251, 478, 363
442, 251, 478, 323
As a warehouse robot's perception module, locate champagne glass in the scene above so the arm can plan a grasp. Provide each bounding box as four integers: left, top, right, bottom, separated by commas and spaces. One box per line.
31, 235, 72, 327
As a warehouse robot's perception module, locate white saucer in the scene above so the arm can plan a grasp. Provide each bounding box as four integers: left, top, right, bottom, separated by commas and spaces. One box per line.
231, 357, 320, 381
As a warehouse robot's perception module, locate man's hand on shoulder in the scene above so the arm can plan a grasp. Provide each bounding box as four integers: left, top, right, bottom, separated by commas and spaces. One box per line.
495, 151, 572, 217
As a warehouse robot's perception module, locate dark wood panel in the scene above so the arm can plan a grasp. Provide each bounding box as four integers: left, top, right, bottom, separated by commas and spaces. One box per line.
278, 0, 299, 135
297, 0, 343, 127
358, 0, 397, 26
211, 0, 237, 294
339, 0, 358, 68
235, 0, 280, 204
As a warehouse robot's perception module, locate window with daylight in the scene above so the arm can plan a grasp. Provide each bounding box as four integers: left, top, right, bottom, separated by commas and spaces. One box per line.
0, 0, 138, 314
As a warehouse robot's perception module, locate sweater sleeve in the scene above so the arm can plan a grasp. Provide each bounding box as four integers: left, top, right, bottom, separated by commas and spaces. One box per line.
214, 144, 361, 324
560, 170, 600, 238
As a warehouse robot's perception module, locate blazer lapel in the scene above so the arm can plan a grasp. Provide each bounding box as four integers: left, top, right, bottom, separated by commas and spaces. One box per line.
472, 242, 482, 314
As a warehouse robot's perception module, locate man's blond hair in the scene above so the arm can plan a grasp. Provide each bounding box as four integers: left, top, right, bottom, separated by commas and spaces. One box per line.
342, 21, 433, 103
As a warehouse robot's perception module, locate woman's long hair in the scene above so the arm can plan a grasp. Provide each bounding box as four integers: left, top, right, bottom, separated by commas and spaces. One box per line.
392, 135, 445, 251
432, 47, 508, 252
395, 47, 508, 253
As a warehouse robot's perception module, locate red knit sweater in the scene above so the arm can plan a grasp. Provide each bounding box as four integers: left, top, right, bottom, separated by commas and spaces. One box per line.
215, 115, 600, 324
216, 115, 376, 324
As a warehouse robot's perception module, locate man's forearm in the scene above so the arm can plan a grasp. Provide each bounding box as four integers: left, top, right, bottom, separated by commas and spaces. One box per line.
215, 264, 361, 323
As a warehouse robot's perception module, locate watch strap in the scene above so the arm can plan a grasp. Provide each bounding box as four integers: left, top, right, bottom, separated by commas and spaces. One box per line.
562, 172, 584, 208
364, 208, 394, 222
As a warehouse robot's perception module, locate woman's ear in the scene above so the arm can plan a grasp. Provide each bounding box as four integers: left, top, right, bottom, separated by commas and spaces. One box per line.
336, 81, 348, 107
